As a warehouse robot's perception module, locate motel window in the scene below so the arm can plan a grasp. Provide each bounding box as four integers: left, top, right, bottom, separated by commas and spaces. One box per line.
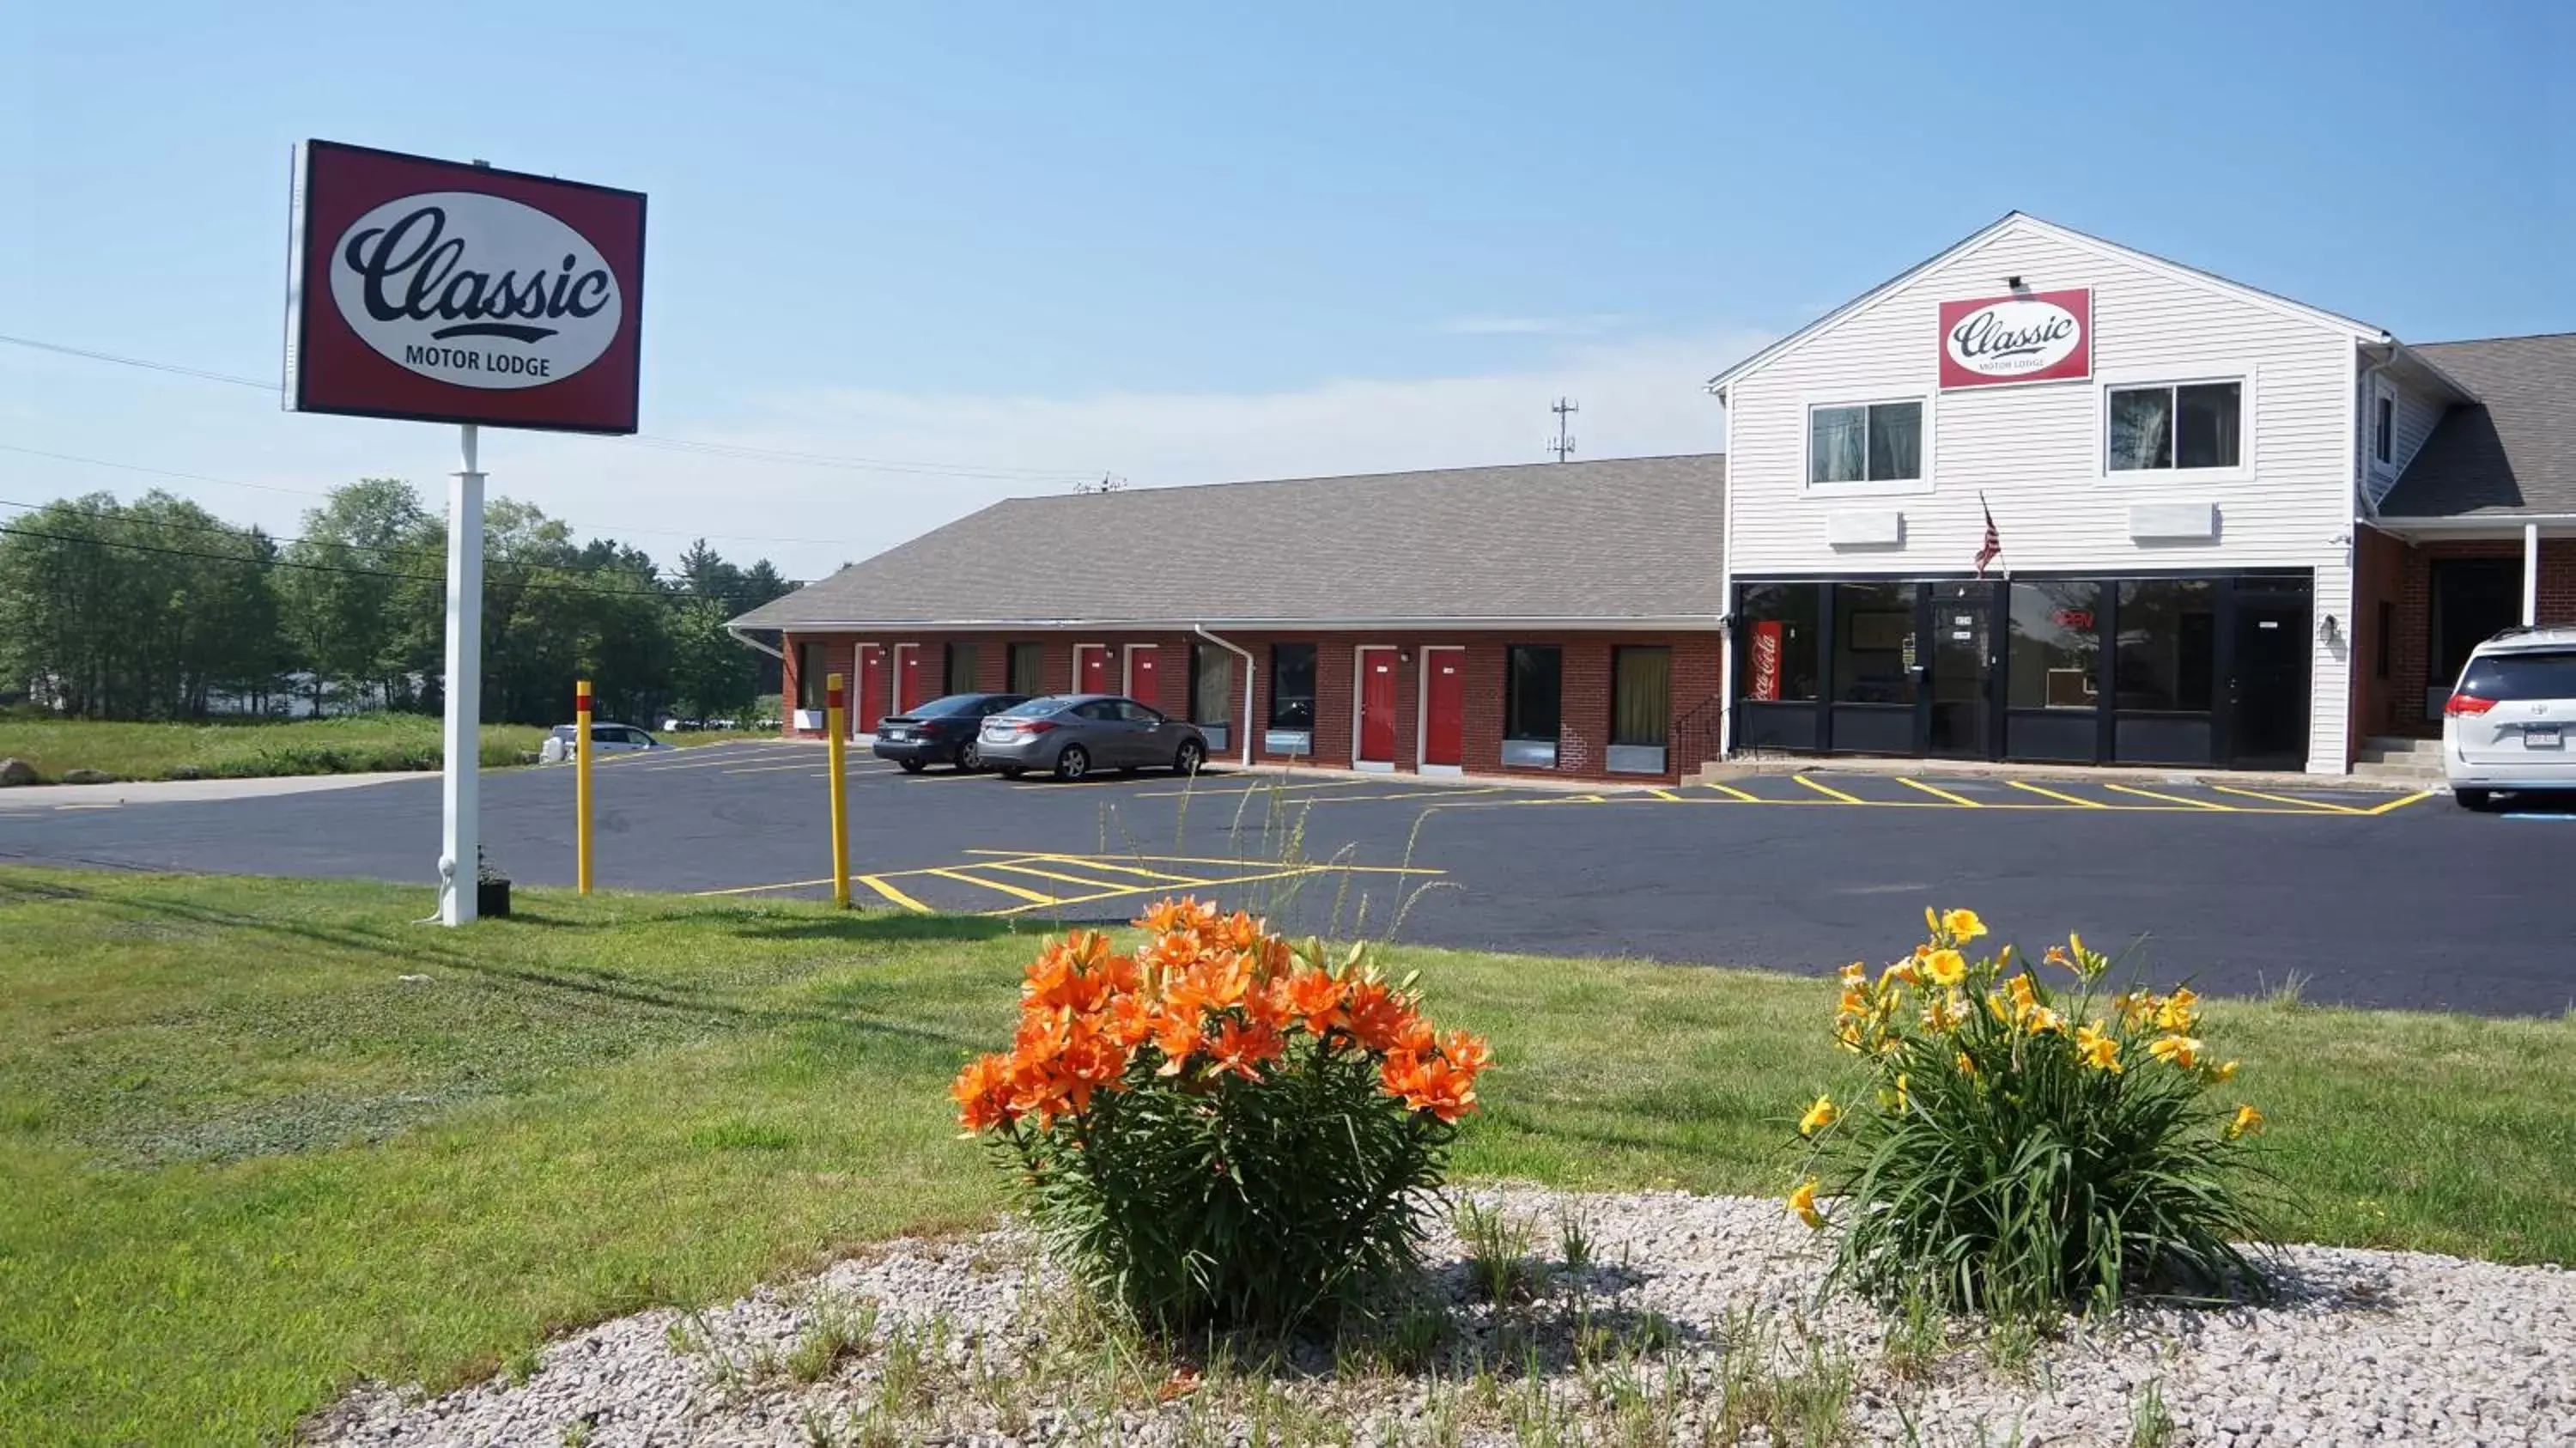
2374, 392, 2395, 465
2114, 579, 2218, 712
1809, 400, 1923, 484
1008, 642, 1046, 696
1736, 582, 1821, 703
794, 642, 827, 713
2007, 581, 2101, 710
1833, 582, 1917, 706
1504, 646, 1563, 742
1268, 643, 1316, 729
1611, 647, 1672, 747
944, 642, 980, 696
2108, 381, 2241, 472
1191, 641, 1235, 726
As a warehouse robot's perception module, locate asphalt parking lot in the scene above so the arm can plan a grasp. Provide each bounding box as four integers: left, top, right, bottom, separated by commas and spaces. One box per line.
5, 739, 2570, 1015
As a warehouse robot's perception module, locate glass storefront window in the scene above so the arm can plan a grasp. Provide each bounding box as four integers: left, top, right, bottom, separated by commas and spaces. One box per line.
1737, 582, 1821, 703
2008, 581, 2101, 709
1834, 581, 1917, 705
2116, 579, 2217, 712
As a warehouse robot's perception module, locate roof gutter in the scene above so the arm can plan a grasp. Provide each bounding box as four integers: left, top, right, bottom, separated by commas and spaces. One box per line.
1191, 624, 1257, 769
724, 624, 784, 661
2367, 514, 2576, 537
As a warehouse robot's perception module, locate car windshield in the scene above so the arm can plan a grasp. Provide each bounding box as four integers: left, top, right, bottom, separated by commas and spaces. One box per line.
995, 697, 1068, 718
2458, 648, 2576, 702
910, 695, 987, 717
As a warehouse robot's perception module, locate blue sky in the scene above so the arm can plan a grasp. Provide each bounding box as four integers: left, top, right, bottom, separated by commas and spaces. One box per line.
3, 1, 2567, 578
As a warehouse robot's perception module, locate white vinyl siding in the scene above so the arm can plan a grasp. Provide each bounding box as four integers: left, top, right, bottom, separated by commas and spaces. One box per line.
2365, 377, 2445, 504
1722, 216, 2360, 773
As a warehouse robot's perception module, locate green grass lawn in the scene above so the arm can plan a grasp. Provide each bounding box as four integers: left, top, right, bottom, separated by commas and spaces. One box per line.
2, 867, 2570, 1445
0, 715, 755, 783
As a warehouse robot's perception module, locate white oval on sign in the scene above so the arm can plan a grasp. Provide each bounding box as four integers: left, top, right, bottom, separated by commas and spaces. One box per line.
1945, 297, 2082, 379
328, 191, 623, 391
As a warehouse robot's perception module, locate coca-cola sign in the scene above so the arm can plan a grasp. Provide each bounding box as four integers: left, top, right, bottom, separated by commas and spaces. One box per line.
1748, 620, 1783, 702
1937, 288, 2091, 390
285, 141, 646, 433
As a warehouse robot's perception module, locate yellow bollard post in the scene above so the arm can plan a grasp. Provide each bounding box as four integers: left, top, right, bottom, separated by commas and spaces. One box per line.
574, 678, 594, 894
825, 672, 851, 908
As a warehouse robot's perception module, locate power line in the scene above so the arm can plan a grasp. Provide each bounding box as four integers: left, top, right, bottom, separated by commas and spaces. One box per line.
0, 331, 1108, 482
0, 520, 758, 605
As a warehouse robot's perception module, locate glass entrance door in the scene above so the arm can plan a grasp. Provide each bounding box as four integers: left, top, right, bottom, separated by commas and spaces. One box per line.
1926, 581, 1995, 757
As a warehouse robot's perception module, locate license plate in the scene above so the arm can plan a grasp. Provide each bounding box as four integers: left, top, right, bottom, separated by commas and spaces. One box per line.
884, 728, 908, 740
2525, 724, 2561, 747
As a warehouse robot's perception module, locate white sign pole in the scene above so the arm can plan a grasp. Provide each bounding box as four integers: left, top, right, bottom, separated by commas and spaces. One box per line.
438, 422, 486, 926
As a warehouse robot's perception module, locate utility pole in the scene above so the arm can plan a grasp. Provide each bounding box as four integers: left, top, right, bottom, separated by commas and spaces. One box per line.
1548, 398, 1579, 462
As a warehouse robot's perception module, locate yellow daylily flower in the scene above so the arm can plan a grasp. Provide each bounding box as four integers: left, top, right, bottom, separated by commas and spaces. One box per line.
1954, 1050, 1978, 1078
2154, 987, 2201, 1032
1923, 905, 1942, 938
1941, 908, 1987, 941
2225, 1103, 2265, 1141
1798, 1094, 1839, 1137
2211, 1060, 2240, 1084
1890, 1073, 1911, 1113
2148, 1034, 2204, 1071
1880, 959, 1921, 991
1920, 990, 1969, 1034
1788, 1178, 1823, 1229
1924, 949, 1968, 989
2025, 1006, 2066, 1036
2074, 1020, 2123, 1073
1840, 961, 1868, 987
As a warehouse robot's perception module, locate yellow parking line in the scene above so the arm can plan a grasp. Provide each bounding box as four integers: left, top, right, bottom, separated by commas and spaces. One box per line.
1133, 777, 1376, 800
1702, 781, 1763, 801
2000, 780, 2101, 807
1012, 857, 1216, 885
2368, 789, 2435, 815
694, 876, 835, 896
979, 861, 1143, 892
2101, 782, 2230, 811
1894, 777, 1984, 807
978, 863, 1346, 918
1648, 788, 1682, 801
858, 874, 930, 911
621, 749, 817, 771
1792, 774, 1865, 805
975, 849, 1443, 876
2208, 784, 2365, 815
927, 867, 1059, 904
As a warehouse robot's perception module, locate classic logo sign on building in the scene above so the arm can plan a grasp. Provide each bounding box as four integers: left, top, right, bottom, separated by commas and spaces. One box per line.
285, 141, 646, 434
1937, 288, 2090, 390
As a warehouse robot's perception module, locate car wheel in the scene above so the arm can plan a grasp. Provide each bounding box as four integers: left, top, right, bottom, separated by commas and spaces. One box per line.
1054, 745, 1091, 782
898, 758, 927, 774
957, 740, 982, 772
2455, 787, 2494, 812
1174, 739, 1206, 776
999, 765, 1026, 780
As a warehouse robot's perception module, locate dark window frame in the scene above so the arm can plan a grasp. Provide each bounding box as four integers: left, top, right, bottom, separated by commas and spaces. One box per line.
2374, 393, 2395, 465
1504, 644, 1564, 743
1267, 642, 1317, 731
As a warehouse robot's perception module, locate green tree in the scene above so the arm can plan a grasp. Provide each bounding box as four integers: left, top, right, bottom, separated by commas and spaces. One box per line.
277, 479, 432, 714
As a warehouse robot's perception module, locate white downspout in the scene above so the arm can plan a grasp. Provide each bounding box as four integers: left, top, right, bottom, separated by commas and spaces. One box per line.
2524, 523, 2541, 627
726, 624, 785, 661
1192, 624, 1256, 768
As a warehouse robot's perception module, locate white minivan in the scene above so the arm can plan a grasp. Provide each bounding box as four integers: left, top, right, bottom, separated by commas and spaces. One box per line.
2444, 625, 2576, 810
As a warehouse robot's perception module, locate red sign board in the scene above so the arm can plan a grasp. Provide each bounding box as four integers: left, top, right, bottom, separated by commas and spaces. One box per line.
1938, 288, 2090, 390
284, 140, 647, 434
1748, 621, 1783, 702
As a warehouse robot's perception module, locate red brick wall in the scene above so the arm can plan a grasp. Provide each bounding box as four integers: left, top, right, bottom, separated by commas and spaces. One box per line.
777, 626, 1724, 782
2380, 537, 2576, 739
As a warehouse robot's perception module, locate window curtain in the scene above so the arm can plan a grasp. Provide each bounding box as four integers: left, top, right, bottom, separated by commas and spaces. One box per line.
1191, 643, 1233, 726
2109, 389, 2174, 471
1612, 648, 1671, 745
1868, 402, 1922, 481
1810, 406, 1867, 484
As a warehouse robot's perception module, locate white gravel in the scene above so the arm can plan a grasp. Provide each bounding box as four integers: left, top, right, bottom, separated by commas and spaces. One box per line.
309, 1188, 2576, 1446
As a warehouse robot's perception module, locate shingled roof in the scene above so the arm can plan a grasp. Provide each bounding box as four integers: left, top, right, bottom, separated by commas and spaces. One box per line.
732, 454, 1727, 631
2380, 333, 2576, 519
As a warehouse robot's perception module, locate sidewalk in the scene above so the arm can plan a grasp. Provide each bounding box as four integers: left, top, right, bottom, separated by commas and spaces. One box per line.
0, 770, 424, 811
1692, 754, 2431, 796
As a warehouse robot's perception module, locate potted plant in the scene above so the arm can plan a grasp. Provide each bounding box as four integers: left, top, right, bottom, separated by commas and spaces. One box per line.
476, 847, 512, 919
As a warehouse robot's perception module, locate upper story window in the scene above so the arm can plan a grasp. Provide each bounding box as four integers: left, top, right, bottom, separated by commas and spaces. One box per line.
2374, 392, 2395, 465
1808, 400, 1923, 484
2108, 380, 2240, 473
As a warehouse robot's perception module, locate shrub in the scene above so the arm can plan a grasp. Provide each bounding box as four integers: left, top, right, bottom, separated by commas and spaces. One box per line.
951, 897, 1492, 1334
1789, 908, 2270, 1317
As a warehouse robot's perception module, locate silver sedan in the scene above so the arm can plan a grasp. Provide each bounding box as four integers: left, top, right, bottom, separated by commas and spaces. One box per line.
975, 694, 1208, 782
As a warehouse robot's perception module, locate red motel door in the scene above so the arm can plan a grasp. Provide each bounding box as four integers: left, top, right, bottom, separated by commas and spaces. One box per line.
1422, 648, 1464, 767
1127, 645, 1160, 708
1077, 645, 1109, 694
856, 645, 886, 730
896, 645, 927, 712
1358, 648, 1399, 763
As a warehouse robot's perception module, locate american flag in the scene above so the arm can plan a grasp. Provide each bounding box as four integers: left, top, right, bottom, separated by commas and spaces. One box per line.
1973, 493, 2002, 579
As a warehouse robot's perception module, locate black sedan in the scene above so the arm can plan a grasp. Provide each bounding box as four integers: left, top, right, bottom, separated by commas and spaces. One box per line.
870, 693, 1030, 771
